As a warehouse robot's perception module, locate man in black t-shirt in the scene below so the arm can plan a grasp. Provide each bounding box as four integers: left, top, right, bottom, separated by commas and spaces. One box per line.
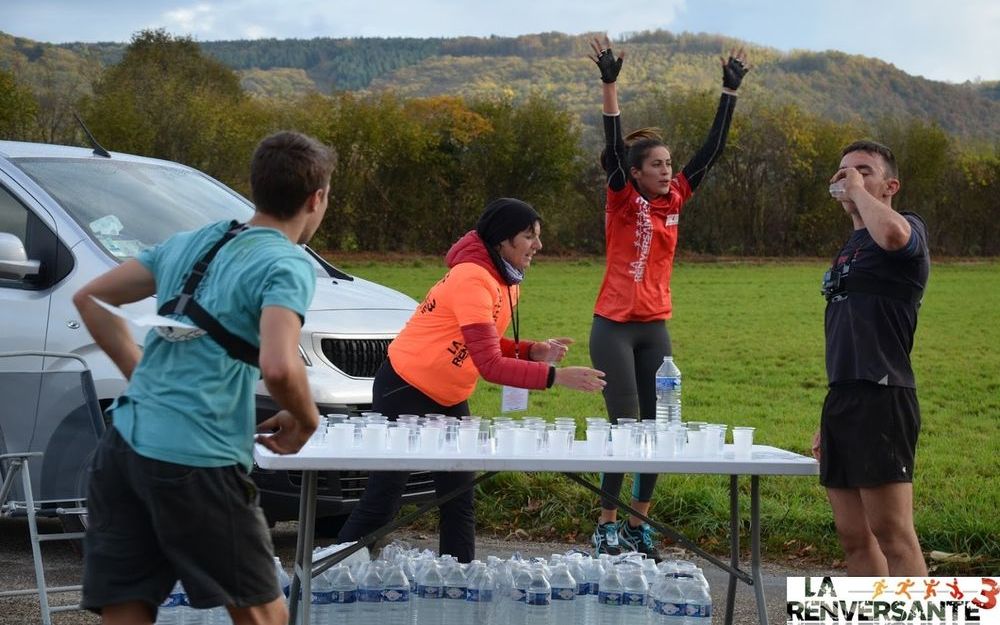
812, 140, 930, 576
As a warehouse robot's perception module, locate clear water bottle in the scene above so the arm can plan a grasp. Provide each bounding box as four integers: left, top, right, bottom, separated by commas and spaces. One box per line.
382, 562, 411, 625
155, 581, 187, 625
328, 564, 358, 622
357, 561, 383, 623
206, 605, 232, 625
307, 568, 335, 625
509, 562, 532, 625
488, 556, 513, 625
274, 557, 292, 603
465, 562, 496, 625
621, 562, 650, 625
683, 577, 712, 625
548, 563, 576, 625
415, 559, 444, 625
442, 560, 469, 625
597, 564, 625, 625
649, 574, 686, 624
579, 557, 603, 625
524, 564, 551, 625
655, 356, 682, 422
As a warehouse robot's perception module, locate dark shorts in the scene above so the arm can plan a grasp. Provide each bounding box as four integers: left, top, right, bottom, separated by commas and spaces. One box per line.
820, 382, 920, 489
81, 427, 280, 617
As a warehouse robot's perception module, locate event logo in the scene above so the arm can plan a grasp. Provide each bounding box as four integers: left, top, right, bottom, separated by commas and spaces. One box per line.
787, 577, 999, 624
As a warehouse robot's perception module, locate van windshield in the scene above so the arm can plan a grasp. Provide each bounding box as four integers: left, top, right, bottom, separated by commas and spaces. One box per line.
15, 158, 322, 269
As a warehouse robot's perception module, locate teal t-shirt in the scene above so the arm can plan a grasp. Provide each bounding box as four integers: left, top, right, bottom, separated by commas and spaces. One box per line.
110, 220, 315, 471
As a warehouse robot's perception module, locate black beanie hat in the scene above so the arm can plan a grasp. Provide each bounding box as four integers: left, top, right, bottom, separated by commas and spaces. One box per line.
475, 198, 541, 247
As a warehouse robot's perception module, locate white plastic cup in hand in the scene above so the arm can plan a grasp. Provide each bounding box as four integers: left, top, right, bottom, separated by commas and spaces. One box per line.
829, 181, 847, 199
733, 426, 755, 459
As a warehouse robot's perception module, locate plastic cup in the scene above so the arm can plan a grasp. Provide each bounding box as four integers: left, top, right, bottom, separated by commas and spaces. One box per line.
458, 427, 479, 454
583, 429, 604, 456
387, 425, 410, 453
610, 426, 630, 457
685, 429, 705, 457
419, 426, 441, 454
329, 423, 354, 453
495, 427, 516, 455
655, 428, 677, 458
733, 426, 755, 459
362, 423, 386, 453
478, 430, 493, 455
513, 428, 536, 456
829, 181, 847, 199
547, 429, 572, 456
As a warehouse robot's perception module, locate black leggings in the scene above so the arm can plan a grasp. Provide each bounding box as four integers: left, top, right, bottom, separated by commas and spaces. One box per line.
336, 360, 475, 562
589, 315, 671, 510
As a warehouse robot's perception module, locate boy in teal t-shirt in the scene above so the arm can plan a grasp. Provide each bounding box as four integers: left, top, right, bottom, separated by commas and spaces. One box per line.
74, 131, 334, 625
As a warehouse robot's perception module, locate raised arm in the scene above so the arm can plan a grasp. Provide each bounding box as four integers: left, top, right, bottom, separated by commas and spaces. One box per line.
681, 49, 749, 191
590, 36, 628, 191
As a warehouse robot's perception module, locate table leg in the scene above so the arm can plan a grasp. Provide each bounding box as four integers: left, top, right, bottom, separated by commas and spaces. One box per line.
288, 470, 317, 625
751, 475, 769, 625
725, 474, 739, 625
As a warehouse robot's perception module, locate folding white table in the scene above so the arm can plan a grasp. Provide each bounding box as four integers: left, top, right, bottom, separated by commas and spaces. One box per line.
253, 442, 818, 625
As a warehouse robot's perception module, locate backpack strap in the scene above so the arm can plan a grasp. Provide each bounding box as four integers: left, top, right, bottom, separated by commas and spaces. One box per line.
158, 221, 260, 367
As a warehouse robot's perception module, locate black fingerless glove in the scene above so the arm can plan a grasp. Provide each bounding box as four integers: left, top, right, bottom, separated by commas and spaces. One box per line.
594, 48, 624, 84
722, 56, 748, 90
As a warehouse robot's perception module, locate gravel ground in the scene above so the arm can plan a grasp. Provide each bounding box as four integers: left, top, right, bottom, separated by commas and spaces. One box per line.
0, 516, 839, 624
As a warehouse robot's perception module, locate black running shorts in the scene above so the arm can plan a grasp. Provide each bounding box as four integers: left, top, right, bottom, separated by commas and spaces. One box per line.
819, 381, 920, 489
81, 427, 281, 617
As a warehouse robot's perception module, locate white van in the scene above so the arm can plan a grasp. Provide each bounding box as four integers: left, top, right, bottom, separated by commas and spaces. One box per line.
0, 140, 432, 528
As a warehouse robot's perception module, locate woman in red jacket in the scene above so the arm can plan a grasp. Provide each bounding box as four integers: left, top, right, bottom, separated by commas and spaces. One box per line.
338, 197, 605, 562
588, 37, 748, 560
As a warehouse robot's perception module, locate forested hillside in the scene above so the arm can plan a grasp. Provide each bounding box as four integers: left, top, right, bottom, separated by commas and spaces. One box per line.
1, 29, 997, 256
3, 29, 999, 140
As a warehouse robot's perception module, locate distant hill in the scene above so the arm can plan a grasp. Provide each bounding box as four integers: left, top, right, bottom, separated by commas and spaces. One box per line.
3, 29, 999, 141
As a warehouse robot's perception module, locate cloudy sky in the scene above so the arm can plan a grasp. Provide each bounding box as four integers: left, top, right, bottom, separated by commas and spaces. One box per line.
4, 0, 998, 83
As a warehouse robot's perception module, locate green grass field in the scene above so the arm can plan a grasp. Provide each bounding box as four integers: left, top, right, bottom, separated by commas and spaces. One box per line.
337, 256, 1000, 572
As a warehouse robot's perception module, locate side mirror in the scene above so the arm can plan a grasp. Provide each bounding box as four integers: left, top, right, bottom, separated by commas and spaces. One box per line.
0, 232, 41, 280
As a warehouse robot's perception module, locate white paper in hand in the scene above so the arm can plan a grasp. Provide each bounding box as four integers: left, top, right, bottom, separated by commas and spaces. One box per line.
90, 295, 206, 341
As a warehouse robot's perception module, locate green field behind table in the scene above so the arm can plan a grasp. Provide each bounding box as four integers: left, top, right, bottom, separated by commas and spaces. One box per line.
337, 257, 1000, 572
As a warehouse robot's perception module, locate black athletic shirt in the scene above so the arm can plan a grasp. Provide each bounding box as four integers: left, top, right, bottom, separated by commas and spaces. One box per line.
824, 212, 930, 388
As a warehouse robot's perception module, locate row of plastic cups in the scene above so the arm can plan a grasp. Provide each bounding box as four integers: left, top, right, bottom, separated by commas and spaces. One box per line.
493, 418, 577, 456
305, 412, 756, 459
581, 419, 756, 459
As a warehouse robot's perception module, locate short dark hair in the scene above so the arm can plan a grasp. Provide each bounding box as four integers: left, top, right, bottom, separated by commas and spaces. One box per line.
841, 140, 898, 179
250, 131, 336, 220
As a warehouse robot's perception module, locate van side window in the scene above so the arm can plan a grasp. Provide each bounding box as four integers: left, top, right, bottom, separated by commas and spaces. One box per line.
0, 185, 28, 244
0, 185, 73, 290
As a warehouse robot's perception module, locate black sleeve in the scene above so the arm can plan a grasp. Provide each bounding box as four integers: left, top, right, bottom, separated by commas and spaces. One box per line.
681, 93, 737, 192
602, 114, 629, 192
